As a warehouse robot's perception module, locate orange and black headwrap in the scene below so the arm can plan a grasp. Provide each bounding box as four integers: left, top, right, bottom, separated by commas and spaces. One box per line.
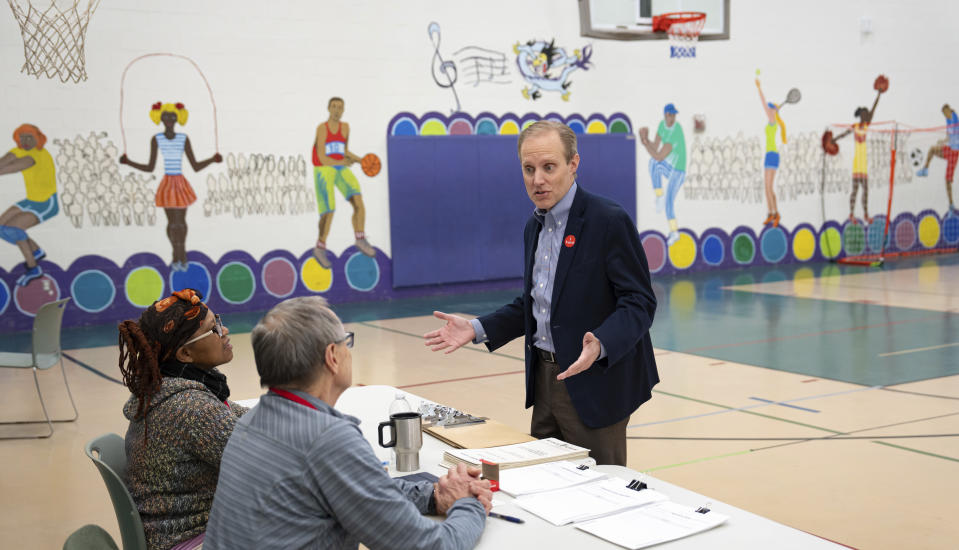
12, 123, 47, 150
118, 289, 209, 426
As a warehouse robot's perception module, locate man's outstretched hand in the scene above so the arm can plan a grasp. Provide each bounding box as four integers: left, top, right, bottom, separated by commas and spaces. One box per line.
423, 311, 476, 354
556, 331, 601, 380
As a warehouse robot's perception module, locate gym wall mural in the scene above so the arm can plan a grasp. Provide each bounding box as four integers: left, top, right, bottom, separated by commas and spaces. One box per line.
514, 39, 593, 101
428, 21, 512, 114
2, 18, 956, 331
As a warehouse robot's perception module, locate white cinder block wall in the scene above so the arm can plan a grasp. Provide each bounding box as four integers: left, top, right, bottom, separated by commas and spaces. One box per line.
1, 0, 955, 269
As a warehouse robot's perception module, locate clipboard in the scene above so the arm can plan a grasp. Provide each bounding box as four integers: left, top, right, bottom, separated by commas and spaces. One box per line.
423, 418, 536, 449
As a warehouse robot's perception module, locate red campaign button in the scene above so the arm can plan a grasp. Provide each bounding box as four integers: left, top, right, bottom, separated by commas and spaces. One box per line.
564, 235, 576, 248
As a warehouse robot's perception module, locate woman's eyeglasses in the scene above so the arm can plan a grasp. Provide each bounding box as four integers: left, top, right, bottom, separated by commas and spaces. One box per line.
337, 331, 354, 349
183, 314, 224, 346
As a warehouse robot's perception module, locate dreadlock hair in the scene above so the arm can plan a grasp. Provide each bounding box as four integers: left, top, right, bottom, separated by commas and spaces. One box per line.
118, 289, 208, 437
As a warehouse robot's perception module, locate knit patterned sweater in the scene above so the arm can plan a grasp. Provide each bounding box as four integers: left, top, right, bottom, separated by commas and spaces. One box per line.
123, 374, 248, 550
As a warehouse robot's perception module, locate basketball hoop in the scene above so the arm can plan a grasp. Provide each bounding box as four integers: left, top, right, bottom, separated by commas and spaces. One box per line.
652, 11, 705, 59
7, 0, 100, 83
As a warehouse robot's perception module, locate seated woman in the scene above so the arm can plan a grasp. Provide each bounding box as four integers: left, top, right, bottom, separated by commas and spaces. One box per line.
118, 288, 247, 550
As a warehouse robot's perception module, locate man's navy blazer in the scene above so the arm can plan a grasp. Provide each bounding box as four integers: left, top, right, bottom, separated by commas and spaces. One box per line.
478, 186, 659, 429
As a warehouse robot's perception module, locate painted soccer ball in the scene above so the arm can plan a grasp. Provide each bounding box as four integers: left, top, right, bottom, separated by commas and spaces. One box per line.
361, 153, 381, 177
909, 148, 923, 167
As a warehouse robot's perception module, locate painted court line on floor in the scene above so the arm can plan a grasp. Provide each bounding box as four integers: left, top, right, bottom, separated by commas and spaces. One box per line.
824, 281, 956, 298
359, 317, 959, 464
629, 386, 876, 429
683, 315, 944, 353
872, 441, 959, 463
62, 352, 124, 385
397, 369, 525, 390
749, 396, 820, 413
878, 342, 959, 357
357, 321, 524, 363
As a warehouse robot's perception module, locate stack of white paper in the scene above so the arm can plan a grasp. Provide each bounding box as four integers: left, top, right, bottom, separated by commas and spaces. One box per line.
575, 501, 729, 549
513, 478, 668, 526
496, 461, 608, 497
443, 437, 589, 469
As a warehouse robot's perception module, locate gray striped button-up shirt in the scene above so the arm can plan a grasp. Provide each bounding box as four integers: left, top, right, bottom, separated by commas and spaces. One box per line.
205, 389, 486, 550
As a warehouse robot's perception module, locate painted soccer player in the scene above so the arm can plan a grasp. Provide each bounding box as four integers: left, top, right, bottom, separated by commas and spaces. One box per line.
756, 78, 788, 227
639, 103, 687, 246
120, 102, 222, 271
0, 124, 58, 286
312, 97, 375, 269
916, 103, 959, 214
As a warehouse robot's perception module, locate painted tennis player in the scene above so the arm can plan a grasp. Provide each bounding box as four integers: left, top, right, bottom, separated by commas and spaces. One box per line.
0, 124, 58, 286
755, 78, 788, 227
120, 102, 221, 271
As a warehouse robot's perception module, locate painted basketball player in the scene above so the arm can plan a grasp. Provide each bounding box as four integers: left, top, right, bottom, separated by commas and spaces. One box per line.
312, 97, 376, 268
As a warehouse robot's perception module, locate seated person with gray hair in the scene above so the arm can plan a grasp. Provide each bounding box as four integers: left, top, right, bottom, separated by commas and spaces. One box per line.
204, 296, 491, 550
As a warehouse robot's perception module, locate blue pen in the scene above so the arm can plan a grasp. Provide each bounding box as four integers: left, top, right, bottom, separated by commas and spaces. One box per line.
489, 512, 525, 524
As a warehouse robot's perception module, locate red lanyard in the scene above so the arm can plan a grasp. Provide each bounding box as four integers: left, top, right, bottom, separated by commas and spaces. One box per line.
269, 387, 318, 410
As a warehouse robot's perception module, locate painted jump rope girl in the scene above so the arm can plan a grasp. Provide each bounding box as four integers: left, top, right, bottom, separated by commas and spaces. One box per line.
120, 102, 221, 271
0, 124, 57, 286
755, 79, 787, 227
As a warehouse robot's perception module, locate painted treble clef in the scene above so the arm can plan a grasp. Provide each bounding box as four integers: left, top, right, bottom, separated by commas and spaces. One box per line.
428, 22, 461, 114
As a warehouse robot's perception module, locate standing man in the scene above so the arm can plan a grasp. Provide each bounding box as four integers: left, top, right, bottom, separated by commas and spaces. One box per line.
424, 121, 658, 466
312, 97, 376, 269
640, 103, 686, 246
0, 124, 57, 286
206, 296, 491, 550
916, 103, 959, 214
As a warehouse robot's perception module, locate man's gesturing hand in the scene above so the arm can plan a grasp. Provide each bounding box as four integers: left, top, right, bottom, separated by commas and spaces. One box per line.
556, 331, 601, 380
423, 311, 476, 354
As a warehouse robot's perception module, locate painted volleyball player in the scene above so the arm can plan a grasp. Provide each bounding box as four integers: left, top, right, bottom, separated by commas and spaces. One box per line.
832, 80, 885, 224
916, 103, 959, 214
120, 102, 222, 271
312, 97, 375, 269
0, 124, 57, 286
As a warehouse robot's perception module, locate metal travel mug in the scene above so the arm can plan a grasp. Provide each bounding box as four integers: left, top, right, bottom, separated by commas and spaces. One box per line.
378, 412, 423, 472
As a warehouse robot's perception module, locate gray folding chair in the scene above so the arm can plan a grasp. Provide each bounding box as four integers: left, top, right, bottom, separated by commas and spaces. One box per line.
0, 297, 77, 439
63, 524, 119, 550
85, 433, 147, 550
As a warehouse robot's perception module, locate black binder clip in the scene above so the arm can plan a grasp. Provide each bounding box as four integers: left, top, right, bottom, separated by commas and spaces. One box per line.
627, 479, 648, 491
695, 501, 712, 514
576, 464, 589, 470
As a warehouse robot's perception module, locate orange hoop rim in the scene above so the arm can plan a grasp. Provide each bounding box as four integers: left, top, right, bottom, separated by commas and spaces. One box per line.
652, 11, 706, 34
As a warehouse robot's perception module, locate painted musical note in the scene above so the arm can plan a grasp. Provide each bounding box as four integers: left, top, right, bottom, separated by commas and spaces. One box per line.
454, 46, 511, 87
428, 22, 461, 114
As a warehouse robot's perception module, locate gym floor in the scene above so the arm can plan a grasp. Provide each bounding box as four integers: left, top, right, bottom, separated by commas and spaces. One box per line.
1, 254, 957, 549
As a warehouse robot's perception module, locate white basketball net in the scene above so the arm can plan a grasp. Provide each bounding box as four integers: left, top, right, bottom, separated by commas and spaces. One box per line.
666, 14, 705, 59
7, 0, 100, 83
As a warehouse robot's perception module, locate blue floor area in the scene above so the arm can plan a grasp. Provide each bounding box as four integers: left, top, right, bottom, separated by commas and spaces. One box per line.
4, 254, 958, 387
